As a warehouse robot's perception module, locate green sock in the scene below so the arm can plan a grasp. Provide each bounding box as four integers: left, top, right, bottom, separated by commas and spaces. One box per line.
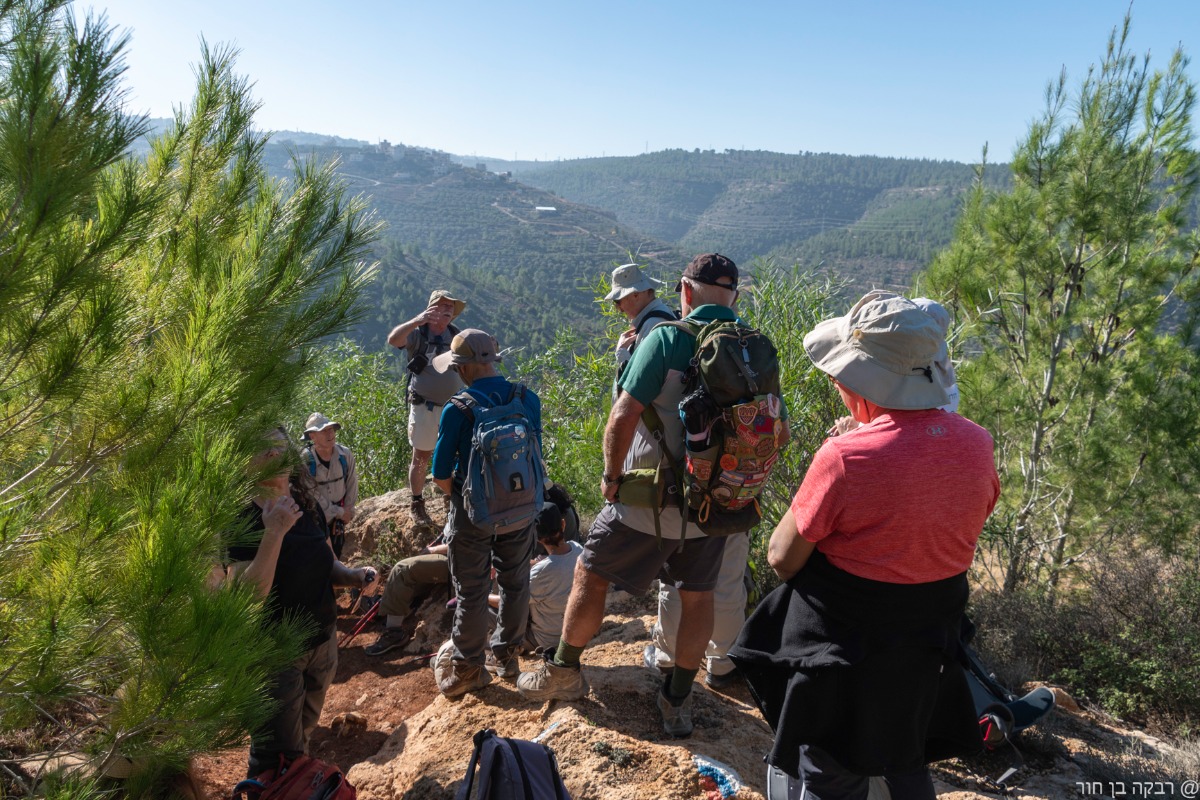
553, 640, 584, 668
666, 667, 698, 702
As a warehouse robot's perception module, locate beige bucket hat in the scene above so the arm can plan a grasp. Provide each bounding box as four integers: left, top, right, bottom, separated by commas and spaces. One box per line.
604, 263, 664, 301
302, 412, 341, 439
428, 289, 467, 320
803, 291, 950, 410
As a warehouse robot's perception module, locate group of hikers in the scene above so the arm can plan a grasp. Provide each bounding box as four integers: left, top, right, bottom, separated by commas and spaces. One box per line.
228, 252, 1002, 800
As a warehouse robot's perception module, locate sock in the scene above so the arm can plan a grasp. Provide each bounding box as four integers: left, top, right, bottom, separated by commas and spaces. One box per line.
386, 615, 404, 628
553, 640, 584, 668
666, 667, 698, 703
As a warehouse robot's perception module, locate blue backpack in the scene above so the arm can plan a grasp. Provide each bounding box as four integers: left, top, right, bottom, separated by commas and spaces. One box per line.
448, 384, 546, 535
456, 729, 569, 800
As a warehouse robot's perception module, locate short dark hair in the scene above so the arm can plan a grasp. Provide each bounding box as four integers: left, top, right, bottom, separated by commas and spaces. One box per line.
536, 504, 564, 545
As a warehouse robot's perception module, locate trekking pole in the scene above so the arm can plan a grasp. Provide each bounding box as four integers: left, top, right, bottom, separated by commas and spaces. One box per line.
339, 601, 379, 648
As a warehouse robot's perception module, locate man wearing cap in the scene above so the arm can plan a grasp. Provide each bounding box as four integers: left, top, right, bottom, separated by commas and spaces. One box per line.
387, 290, 468, 524
605, 263, 678, 384
729, 291, 1000, 800
518, 253, 753, 738
301, 412, 358, 559
429, 329, 542, 697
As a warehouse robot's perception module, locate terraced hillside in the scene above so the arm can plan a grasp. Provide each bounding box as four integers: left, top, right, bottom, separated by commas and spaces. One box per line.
503, 148, 1010, 294
259, 140, 684, 349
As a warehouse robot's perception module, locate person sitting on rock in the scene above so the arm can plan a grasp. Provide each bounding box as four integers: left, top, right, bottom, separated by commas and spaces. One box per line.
364, 532, 450, 657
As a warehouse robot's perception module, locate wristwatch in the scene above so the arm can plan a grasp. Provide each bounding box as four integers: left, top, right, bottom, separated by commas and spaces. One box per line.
602, 474, 620, 484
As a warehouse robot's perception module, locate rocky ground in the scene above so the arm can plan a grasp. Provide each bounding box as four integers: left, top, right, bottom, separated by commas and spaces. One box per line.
191, 490, 1197, 799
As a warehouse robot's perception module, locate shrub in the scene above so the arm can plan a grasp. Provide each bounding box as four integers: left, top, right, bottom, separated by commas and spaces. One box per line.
969, 548, 1200, 731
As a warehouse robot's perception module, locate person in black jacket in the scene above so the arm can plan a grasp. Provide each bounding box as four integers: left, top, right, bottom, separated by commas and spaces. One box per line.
222, 428, 377, 777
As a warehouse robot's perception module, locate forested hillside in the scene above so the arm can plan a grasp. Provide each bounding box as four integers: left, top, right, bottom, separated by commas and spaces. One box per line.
506, 149, 1011, 293
131, 124, 1019, 348
256, 140, 684, 350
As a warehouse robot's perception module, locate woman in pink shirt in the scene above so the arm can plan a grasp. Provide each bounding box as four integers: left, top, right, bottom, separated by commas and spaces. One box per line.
730, 291, 1000, 800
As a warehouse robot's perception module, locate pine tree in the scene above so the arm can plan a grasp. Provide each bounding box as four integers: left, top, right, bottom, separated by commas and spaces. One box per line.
0, 2, 381, 795
924, 17, 1200, 593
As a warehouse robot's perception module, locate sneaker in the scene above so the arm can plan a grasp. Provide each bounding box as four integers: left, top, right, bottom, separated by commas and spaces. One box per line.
643, 644, 672, 677
364, 626, 412, 657
656, 688, 694, 738
516, 652, 587, 702
704, 668, 742, 691
437, 662, 492, 698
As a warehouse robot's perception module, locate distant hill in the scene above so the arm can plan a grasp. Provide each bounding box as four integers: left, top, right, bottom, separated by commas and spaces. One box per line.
255, 139, 685, 350
505, 149, 1010, 295
129, 125, 1011, 347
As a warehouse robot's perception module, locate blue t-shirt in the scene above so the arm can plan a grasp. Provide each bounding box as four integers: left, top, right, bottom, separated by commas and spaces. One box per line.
431, 375, 543, 485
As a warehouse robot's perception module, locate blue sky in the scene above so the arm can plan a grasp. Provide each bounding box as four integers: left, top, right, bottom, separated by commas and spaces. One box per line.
86, 0, 1199, 164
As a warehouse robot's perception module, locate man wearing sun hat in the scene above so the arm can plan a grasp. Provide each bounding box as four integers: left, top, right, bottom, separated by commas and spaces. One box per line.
729, 291, 1001, 800
605, 263, 678, 380
387, 289, 468, 524
428, 328, 542, 698
301, 412, 358, 559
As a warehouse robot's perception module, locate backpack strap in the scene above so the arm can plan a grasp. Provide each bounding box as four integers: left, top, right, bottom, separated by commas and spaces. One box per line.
455, 728, 491, 800
635, 307, 678, 336
447, 392, 476, 424
302, 447, 317, 477
502, 738, 537, 798
638, 404, 689, 547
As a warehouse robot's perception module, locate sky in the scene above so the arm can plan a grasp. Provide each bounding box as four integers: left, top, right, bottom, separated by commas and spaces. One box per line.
84, 0, 1200, 165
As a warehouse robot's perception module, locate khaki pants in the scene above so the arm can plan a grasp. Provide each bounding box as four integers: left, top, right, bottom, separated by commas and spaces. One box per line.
379, 553, 450, 619
651, 530, 749, 677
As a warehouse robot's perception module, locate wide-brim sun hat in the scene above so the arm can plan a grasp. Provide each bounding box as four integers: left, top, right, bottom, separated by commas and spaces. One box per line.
303, 412, 341, 439
804, 290, 950, 410
604, 263, 664, 301
427, 289, 467, 320
430, 328, 503, 371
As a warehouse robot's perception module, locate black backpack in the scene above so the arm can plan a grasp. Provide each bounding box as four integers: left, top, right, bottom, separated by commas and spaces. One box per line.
456, 728, 570, 800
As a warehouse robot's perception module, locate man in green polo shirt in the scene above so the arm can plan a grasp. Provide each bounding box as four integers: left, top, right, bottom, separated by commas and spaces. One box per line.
517, 253, 746, 738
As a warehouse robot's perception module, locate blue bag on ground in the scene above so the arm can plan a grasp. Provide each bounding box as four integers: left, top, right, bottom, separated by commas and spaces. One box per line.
448, 384, 546, 535
455, 728, 570, 800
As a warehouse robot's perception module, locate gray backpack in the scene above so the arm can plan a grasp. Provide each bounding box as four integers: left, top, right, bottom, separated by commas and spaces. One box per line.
456, 728, 569, 800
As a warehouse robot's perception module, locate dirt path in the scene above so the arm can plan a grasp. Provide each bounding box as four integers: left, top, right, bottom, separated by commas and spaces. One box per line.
193, 598, 439, 799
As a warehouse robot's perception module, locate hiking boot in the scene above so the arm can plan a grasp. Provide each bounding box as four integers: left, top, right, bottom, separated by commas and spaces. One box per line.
408, 496, 431, 525
643, 644, 672, 677
656, 688, 694, 738
437, 662, 491, 698
364, 626, 412, 657
516, 652, 587, 702
705, 668, 742, 691
485, 651, 520, 680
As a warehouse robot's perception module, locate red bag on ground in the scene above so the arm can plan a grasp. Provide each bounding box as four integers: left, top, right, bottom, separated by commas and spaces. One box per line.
231, 755, 356, 800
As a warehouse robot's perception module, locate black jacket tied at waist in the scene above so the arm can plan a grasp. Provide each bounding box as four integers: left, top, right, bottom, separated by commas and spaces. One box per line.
728, 551, 983, 778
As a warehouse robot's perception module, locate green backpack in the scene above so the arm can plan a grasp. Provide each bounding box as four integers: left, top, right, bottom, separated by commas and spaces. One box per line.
640, 317, 783, 537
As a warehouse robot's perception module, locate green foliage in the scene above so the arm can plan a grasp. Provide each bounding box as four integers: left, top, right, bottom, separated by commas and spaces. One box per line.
923, 18, 1200, 592
734, 261, 845, 597
290, 339, 408, 500
969, 551, 1200, 729
0, 5, 379, 794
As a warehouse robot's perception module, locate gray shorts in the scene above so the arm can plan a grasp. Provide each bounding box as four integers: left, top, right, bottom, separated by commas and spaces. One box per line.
580, 504, 726, 594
